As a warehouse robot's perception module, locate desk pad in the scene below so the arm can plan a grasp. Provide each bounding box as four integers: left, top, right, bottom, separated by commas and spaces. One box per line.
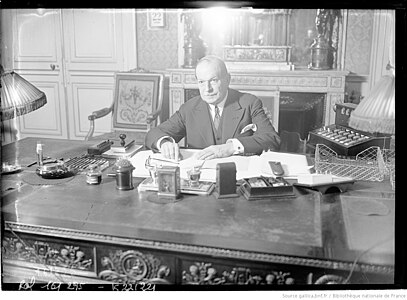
341, 195, 394, 254
139, 191, 322, 248
2, 175, 323, 251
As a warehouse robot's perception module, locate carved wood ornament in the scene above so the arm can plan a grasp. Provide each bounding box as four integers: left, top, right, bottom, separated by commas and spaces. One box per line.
182, 262, 295, 285
98, 250, 170, 284
3, 237, 94, 271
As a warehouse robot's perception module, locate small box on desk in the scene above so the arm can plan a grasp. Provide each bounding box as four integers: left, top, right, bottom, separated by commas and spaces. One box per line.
297, 174, 333, 185
87, 140, 112, 155
334, 102, 358, 127
240, 177, 295, 201
308, 124, 390, 156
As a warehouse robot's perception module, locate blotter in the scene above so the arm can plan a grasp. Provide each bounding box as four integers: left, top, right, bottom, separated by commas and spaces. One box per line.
102, 143, 143, 159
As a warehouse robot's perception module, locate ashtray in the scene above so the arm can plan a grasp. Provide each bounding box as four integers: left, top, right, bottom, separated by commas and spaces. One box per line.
1, 164, 22, 175
36, 161, 75, 179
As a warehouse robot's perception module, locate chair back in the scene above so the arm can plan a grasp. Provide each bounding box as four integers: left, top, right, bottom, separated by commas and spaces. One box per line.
112, 69, 164, 133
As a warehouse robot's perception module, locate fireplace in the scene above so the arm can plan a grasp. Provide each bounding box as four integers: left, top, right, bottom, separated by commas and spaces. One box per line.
279, 92, 325, 140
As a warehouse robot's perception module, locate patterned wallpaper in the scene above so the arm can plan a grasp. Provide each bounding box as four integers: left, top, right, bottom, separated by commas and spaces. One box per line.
134, 9, 375, 108
344, 10, 374, 75
136, 10, 179, 71
136, 9, 374, 75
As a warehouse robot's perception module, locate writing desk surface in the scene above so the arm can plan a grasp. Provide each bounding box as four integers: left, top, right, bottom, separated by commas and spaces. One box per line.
1, 138, 395, 269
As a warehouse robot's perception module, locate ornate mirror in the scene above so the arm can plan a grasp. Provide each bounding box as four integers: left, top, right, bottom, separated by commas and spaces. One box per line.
180, 8, 343, 70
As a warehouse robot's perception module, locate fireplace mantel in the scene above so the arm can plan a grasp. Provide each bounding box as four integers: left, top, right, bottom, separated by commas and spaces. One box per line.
167, 68, 349, 132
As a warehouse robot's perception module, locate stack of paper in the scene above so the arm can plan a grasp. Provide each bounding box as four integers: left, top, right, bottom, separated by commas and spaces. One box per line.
130, 149, 311, 182
130, 149, 204, 179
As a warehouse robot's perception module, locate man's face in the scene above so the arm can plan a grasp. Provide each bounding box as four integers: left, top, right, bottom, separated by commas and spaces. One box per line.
196, 61, 230, 105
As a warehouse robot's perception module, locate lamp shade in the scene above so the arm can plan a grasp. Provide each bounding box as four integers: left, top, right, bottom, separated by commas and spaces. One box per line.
1, 68, 47, 121
349, 73, 395, 135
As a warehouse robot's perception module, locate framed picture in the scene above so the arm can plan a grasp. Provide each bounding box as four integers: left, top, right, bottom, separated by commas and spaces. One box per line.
147, 9, 166, 29
157, 166, 181, 199
112, 72, 164, 132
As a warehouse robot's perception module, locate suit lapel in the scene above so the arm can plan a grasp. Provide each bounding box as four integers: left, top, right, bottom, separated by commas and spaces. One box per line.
192, 99, 215, 146
221, 90, 243, 143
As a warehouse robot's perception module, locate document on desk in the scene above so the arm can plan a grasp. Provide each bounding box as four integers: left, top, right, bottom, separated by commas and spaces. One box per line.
199, 151, 311, 181
130, 149, 310, 181
259, 151, 312, 178
130, 149, 204, 178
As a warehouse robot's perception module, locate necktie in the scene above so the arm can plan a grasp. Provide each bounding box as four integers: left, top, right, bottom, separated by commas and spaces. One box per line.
214, 106, 220, 131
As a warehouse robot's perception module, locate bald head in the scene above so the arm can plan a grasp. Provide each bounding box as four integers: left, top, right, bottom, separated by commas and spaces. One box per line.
195, 55, 229, 78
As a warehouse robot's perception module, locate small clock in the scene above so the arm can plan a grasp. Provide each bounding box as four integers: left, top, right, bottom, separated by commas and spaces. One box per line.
157, 166, 181, 199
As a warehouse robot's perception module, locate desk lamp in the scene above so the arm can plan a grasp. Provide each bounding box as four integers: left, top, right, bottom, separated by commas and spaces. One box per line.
349, 65, 395, 136
349, 8, 395, 136
1, 65, 47, 121
1, 65, 47, 172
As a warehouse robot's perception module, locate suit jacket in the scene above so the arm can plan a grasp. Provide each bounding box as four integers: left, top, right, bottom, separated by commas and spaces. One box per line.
145, 89, 281, 154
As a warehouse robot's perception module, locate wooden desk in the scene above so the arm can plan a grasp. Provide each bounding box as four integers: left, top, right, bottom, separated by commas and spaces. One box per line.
1, 138, 395, 288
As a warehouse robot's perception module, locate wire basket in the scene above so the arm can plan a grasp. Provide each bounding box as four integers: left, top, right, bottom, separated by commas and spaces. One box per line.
381, 148, 395, 189
314, 144, 387, 181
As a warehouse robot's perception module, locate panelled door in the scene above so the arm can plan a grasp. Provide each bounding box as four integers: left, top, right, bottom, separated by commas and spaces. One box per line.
12, 9, 69, 139
12, 9, 137, 140
62, 9, 136, 139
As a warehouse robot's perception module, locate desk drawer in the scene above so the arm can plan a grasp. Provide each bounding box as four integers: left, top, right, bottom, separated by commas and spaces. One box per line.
179, 255, 342, 285
2, 230, 176, 285
178, 255, 393, 285
3, 226, 394, 287
3, 232, 97, 280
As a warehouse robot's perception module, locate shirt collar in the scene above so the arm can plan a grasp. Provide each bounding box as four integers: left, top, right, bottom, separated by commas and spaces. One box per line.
208, 90, 228, 111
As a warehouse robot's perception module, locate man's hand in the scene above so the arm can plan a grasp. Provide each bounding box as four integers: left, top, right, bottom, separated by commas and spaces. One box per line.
195, 142, 235, 160
161, 141, 180, 160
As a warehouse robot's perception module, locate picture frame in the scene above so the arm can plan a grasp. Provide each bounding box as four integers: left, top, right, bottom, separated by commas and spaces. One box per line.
112, 72, 164, 132
157, 166, 181, 199
147, 9, 166, 30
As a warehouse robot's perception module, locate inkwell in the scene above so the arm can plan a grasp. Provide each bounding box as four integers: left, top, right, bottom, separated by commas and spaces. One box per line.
112, 157, 135, 190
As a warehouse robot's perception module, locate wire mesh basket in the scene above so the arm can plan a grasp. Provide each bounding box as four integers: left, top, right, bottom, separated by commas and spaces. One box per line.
314, 144, 387, 181
382, 148, 395, 189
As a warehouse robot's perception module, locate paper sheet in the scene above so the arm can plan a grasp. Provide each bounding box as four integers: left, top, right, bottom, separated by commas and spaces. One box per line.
130, 149, 311, 182
259, 151, 311, 177
130, 150, 153, 177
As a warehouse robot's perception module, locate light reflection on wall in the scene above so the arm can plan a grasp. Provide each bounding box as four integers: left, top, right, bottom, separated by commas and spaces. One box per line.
199, 8, 292, 57
200, 7, 233, 57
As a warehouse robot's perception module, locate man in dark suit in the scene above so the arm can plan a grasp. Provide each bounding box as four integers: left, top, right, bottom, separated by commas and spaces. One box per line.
145, 55, 280, 160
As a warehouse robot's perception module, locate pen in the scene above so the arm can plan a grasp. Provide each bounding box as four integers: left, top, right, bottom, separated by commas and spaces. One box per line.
26, 156, 52, 167
151, 157, 179, 165
174, 141, 179, 161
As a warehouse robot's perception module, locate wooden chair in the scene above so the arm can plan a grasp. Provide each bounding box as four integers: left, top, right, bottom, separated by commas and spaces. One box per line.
85, 69, 164, 145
